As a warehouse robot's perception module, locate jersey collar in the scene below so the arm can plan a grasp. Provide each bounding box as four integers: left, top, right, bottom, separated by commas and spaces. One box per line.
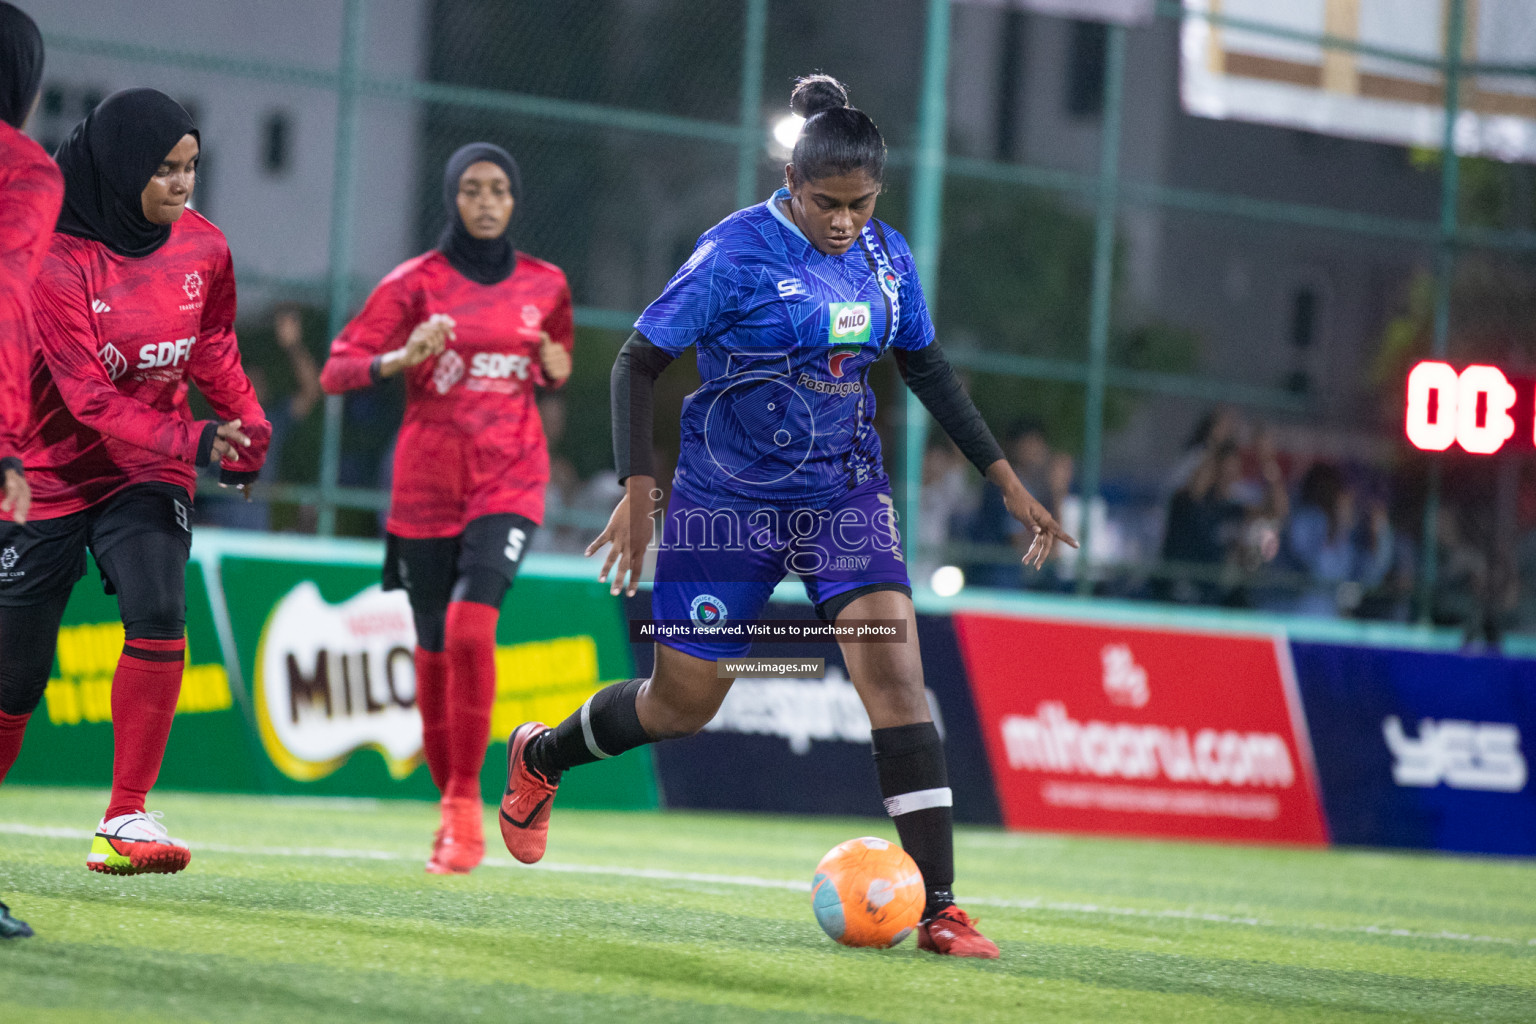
767, 187, 811, 246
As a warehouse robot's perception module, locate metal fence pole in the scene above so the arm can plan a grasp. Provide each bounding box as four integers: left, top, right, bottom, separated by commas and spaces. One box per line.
316, 0, 366, 537
1074, 23, 1129, 597
907, 0, 952, 572
736, 0, 767, 210
1416, 0, 1466, 622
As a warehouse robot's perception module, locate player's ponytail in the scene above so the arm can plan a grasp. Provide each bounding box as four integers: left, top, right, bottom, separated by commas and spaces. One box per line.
789, 74, 886, 184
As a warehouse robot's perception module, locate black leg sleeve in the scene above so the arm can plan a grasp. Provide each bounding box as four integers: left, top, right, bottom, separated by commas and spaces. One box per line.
893, 343, 1006, 476
872, 721, 957, 919
524, 678, 651, 780
387, 535, 458, 653
96, 532, 188, 642
0, 591, 71, 716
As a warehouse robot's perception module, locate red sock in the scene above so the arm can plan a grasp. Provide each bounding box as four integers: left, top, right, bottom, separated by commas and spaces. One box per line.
105, 637, 185, 821
414, 646, 451, 794
443, 601, 498, 802
0, 709, 31, 785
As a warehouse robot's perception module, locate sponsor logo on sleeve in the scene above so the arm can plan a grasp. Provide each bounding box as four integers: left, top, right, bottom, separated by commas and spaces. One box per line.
91, 299, 112, 314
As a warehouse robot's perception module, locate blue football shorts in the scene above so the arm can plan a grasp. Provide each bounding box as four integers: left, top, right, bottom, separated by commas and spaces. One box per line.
649, 478, 912, 659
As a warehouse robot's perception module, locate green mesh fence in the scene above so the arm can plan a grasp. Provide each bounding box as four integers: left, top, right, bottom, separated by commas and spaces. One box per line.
31, 0, 1536, 636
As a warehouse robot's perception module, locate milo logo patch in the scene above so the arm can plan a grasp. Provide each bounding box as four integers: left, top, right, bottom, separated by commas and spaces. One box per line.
827, 302, 871, 346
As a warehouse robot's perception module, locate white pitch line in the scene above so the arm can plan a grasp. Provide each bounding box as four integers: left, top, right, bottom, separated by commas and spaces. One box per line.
3, 821, 1532, 948
0, 822, 808, 890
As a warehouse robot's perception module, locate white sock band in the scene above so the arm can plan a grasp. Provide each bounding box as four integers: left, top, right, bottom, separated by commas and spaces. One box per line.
883, 786, 952, 817
579, 696, 612, 759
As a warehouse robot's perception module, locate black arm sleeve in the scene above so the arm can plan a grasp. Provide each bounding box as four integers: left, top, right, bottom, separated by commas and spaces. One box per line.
611, 331, 677, 483
893, 342, 1006, 476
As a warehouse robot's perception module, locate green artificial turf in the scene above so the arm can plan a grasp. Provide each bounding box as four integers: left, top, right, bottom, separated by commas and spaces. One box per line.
1, 786, 1532, 1022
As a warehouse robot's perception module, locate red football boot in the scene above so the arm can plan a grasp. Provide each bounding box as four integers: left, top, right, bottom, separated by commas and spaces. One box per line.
498, 722, 559, 864
426, 796, 484, 875
917, 906, 1001, 959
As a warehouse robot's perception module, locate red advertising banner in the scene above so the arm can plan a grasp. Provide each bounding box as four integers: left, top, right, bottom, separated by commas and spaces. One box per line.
954, 613, 1328, 845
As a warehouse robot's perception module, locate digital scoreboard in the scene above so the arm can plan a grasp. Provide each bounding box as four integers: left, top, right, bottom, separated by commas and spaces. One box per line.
1405, 360, 1535, 455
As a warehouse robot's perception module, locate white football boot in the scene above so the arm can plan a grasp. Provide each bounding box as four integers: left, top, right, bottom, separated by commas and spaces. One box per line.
87, 811, 191, 876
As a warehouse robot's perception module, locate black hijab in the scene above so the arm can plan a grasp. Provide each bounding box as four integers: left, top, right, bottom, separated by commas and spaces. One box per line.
54, 88, 199, 258
436, 142, 521, 285
0, 1, 43, 129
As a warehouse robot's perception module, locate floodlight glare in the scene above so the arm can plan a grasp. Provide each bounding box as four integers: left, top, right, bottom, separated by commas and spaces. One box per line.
772, 113, 805, 152
930, 565, 965, 598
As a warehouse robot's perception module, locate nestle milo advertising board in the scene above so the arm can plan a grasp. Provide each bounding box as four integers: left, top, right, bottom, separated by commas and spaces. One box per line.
218, 556, 656, 808
8, 560, 266, 792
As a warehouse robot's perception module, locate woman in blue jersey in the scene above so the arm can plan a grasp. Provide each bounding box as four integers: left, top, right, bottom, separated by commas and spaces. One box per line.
499, 75, 1074, 958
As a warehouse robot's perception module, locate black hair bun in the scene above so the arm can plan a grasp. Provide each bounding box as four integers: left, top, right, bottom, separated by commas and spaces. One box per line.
791, 74, 849, 118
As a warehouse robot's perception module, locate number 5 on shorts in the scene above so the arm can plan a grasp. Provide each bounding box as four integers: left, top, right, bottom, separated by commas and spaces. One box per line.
505, 527, 527, 563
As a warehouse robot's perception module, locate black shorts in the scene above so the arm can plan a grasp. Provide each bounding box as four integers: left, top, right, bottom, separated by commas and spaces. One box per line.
382, 512, 537, 610
0, 483, 193, 607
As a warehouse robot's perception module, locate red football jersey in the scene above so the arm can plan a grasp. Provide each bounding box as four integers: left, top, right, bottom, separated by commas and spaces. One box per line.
0, 122, 64, 468
22, 209, 270, 519
321, 250, 573, 536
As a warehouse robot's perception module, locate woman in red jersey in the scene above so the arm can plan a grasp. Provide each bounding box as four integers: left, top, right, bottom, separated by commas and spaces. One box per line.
0, 88, 269, 877
321, 143, 573, 875
0, 0, 60, 940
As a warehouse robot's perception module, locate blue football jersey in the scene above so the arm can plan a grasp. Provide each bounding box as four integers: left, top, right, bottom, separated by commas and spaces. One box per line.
636, 188, 935, 510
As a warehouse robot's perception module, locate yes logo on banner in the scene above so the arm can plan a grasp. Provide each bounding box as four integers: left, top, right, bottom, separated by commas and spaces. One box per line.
255, 582, 421, 781
1286, 642, 1536, 855
955, 613, 1328, 845
1284, 647, 1536, 859
1383, 716, 1527, 793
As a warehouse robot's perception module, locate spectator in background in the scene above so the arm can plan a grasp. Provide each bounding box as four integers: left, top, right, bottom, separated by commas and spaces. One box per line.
1433, 503, 1512, 645
1164, 405, 1238, 500
915, 441, 977, 583
1157, 437, 1286, 605
197, 304, 322, 530
1154, 405, 1239, 558
1278, 462, 1393, 617
1431, 506, 1481, 628
1052, 450, 1127, 591
964, 418, 1060, 588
